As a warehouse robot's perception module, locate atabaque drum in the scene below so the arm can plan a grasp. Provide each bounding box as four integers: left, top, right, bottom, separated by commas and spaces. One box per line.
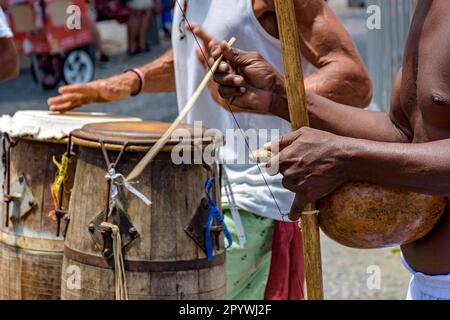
318, 182, 447, 249
0, 111, 141, 300
62, 121, 226, 300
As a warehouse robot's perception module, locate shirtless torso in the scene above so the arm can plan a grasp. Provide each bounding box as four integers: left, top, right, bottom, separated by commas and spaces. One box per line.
397, 1, 450, 275
256, 0, 450, 276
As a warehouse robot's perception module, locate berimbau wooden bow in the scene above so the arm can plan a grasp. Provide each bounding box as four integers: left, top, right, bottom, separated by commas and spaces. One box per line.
273, 0, 324, 300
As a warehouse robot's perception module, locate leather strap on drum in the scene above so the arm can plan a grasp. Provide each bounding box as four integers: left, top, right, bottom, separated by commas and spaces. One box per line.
64, 245, 225, 272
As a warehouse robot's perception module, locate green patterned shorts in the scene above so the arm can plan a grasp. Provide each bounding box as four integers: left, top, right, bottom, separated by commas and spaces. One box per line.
223, 205, 274, 300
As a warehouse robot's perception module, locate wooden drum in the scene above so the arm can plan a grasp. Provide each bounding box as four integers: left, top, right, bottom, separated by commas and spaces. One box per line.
0, 111, 141, 300
318, 182, 447, 249
62, 121, 226, 300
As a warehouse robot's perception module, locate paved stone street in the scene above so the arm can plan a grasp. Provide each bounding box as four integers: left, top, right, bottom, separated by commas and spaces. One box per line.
0, 1, 412, 300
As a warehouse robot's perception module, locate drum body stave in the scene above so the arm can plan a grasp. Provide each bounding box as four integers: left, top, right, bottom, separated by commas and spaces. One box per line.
62, 122, 226, 300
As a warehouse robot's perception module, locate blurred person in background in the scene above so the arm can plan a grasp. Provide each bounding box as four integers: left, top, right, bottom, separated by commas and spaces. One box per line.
126, 0, 154, 54
0, 3, 19, 82
161, 0, 174, 39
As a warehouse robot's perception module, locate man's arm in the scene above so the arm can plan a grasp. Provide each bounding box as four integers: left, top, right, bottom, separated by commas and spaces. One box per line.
346, 137, 450, 196
266, 68, 450, 207
265, 0, 372, 107
341, 68, 450, 196
0, 37, 19, 82
213, 44, 404, 143
212, 43, 450, 202
48, 49, 176, 112
305, 68, 411, 143
0, 5, 18, 82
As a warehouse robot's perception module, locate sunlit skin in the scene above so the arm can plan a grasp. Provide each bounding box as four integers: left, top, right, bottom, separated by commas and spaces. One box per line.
212, 0, 450, 275
47, 0, 371, 112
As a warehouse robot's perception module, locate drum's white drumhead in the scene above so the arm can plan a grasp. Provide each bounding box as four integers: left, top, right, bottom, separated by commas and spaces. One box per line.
0, 111, 142, 141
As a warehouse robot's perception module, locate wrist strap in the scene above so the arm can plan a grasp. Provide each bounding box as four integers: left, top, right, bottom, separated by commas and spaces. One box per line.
125, 68, 145, 96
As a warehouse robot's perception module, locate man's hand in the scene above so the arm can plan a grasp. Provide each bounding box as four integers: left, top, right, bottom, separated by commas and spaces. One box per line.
210, 42, 289, 118
266, 127, 353, 213
188, 26, 287, 117
48, 72, 140, 112
188, 24, 243, 113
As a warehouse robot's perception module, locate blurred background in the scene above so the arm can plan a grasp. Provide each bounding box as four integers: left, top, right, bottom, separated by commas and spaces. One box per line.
0, 0, 417, 299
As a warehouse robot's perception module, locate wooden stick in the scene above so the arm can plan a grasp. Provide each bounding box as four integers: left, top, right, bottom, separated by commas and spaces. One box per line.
127, 37, 237, 182
273, 0, 324, 300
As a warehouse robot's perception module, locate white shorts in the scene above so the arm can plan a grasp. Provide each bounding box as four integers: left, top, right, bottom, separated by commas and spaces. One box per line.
402, 256, 450, 300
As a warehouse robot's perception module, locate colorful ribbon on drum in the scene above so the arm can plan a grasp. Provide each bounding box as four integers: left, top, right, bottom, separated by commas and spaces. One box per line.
205, 177, 232, 261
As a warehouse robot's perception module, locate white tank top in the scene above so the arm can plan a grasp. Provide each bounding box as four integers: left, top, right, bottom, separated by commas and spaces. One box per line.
172, 0, 316, 220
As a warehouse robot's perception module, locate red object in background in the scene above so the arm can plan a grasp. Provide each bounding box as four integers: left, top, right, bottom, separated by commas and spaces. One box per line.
3, 0, 96, 90
264, 221, 305, 300
6, 0, 92, 55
